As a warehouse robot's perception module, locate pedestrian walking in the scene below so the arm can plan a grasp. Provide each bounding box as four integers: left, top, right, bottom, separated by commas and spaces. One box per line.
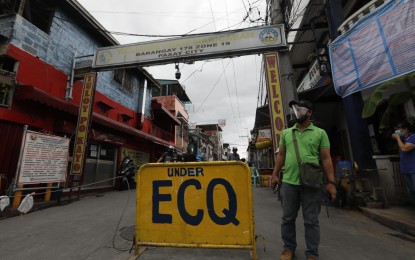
181, 145, 197, 162
228, 147, 240, 161
271, 100, 337, 260
392, 120, 415, 204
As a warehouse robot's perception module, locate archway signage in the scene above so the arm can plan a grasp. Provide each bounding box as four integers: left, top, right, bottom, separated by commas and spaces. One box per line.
93, 25, 286, 69
135, 161, 257, 259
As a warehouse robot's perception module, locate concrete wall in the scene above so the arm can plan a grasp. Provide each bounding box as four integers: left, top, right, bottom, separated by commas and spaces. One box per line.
1, 11, 152, 116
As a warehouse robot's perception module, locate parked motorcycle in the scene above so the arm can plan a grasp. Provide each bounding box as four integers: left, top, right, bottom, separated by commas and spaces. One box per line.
118, 156, 137, 190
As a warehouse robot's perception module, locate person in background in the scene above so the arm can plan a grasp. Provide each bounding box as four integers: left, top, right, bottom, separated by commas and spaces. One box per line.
157, 145, 178, 163
271, 100, 337, 260
182, 145, 197, 162
228, 147, 240, 161
392, 120, 415, 204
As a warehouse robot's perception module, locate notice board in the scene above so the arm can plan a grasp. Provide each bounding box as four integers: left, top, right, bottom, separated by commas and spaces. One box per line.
17, 130, 69, 184
329, 0, 415, 97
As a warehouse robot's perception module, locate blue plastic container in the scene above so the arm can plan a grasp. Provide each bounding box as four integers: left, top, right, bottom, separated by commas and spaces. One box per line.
337, 160, 353, 179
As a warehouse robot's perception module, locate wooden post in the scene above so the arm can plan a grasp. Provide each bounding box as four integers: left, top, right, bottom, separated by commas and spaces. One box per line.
44, 183, 53, 202
12, 184, 24, 208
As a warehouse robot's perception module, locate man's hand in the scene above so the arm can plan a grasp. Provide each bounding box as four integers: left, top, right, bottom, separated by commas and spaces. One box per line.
325, 183, 337, 200
271, 175, 280, 188
391, 133, 400, 140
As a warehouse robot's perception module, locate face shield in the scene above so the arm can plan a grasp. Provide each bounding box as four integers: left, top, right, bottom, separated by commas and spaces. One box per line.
290, 105, 309, 120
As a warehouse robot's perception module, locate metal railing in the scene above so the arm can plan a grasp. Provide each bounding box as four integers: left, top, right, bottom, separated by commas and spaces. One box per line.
151, 125, 174, 142
390, 157, 407, 197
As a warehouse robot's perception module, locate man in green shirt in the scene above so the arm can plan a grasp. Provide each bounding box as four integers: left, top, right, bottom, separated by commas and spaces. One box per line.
271, 100, 337, 260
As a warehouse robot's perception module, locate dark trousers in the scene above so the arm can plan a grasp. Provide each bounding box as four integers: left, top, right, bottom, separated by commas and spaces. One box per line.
281, 183, 322, 256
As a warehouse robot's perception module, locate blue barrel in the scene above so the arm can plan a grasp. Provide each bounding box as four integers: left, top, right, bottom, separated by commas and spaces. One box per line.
337, 160, 353, 179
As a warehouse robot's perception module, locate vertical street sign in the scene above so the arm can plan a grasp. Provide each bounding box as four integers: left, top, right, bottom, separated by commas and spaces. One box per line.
264, 53, 285, 152
70, 72, 97, 176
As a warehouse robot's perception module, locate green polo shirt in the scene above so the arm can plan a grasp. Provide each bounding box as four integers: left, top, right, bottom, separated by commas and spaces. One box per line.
279, 123, 330, 185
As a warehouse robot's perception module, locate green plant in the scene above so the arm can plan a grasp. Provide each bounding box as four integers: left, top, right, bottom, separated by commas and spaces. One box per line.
362, 73, 415, 131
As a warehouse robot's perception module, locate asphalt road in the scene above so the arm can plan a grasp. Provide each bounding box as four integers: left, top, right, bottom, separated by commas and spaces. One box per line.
1, 187, 415, 259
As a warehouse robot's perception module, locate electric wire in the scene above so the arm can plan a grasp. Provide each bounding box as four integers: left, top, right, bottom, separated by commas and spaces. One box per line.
85, 10, 241, 20
225, 0, 243, 136
1, 175, 136, 253
209, 0, 239, 135
181, 61, 208, 84
109, 178, 132, 252
226, 0, 244, 138
194, 59, 232, 114
4, 176, 124, 199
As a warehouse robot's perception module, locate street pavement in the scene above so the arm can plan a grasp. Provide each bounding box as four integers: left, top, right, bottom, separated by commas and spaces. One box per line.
1, 187, 415, 260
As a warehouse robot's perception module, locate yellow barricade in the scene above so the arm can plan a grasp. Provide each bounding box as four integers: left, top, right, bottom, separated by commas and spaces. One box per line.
135, 161, 257, 259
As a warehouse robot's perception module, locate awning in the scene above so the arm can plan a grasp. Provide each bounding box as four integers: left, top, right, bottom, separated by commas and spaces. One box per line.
253, 105, 271, 129
93, 113, 174, 148
14, 85, 175, 148
15, 85, 79, 114
298, 82, 341, 103
255, 139, 272, 149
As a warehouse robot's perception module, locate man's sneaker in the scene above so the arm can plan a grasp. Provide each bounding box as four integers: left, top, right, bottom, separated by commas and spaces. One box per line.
280, 249, 294, 260
306, 256, 318, 260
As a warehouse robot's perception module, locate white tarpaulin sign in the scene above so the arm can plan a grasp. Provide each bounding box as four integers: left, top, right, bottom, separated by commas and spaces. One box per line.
218, 119, 226, 127
329, 0, 415, 97
93, 25, 286, 68
258, 129, 271, 139
17, 131, 69, 184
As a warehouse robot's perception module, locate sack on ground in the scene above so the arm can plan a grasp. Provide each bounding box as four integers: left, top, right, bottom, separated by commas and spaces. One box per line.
299, 162, 323, 189
18, 193, 35, 214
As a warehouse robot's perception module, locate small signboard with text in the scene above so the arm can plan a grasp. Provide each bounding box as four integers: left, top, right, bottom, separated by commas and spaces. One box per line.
135, 161, 256, 258
17, 131, 69, 184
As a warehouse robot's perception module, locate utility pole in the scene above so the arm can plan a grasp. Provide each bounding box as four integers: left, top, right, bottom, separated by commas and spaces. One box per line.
269, 0, 297, 117
18, 0, 26, 16
265, 0, 297, 155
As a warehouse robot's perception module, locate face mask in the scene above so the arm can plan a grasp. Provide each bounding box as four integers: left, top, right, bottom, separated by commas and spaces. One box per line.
295, 115, 308, 124
395, 129, 404, 137
291, 105, 309, 124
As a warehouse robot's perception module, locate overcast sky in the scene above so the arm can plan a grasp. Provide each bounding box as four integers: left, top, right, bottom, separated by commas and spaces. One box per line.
78, 0, 268, 158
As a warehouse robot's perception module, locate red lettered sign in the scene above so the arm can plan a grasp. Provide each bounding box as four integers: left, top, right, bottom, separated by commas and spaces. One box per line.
264, 53, 285, 151
71, 73, 97, 175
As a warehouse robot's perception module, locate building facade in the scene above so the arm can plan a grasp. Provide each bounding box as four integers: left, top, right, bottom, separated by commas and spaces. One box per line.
152, 79, 191, 155
0, 1, 182, 196
260, 0, 415, 204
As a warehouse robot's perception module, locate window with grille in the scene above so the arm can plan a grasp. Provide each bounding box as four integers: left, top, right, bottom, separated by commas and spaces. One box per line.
0, 57, 17, 108
0, 82, 13, 107
113, 69, 133, 93
0, 0, 56, 34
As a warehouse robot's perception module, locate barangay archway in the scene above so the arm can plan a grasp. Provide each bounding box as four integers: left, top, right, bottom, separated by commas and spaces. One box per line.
92, 25, 286, 68
71, 25, 288, 260
91, 24, 289, 156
